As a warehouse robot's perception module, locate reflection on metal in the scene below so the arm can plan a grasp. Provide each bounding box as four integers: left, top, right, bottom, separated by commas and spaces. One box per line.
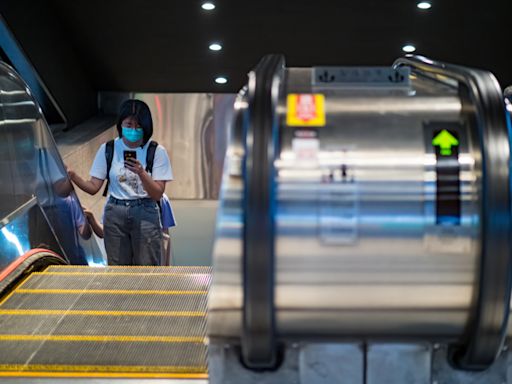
210, 66, 478, 341
210, 56, 512, 380
99, 92, 235, 199
0, 61, 105, 271
0, 15, 66, 126
1, 220, 26, 257
0, 198, 35, 266
137, 93, 234, 199
0, 199, 63, 272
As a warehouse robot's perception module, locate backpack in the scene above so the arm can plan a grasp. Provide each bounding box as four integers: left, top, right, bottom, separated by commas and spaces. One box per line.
102, 139, 158, 197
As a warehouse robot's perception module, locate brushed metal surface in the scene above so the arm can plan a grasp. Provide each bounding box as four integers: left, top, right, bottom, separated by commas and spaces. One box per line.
131, 93, 235, 200
210, 67, 482, 340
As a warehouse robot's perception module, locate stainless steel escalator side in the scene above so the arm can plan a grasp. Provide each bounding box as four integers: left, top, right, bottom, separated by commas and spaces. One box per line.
0, 61, 105, 269
209, 54, 511, 381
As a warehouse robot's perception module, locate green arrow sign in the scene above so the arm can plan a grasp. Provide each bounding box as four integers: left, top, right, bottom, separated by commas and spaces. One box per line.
432, 129, 459, 156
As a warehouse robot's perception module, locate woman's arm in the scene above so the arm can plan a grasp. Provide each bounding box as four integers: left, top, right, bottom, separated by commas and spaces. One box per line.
139, 173, 166, 201
67, 167, 104, 195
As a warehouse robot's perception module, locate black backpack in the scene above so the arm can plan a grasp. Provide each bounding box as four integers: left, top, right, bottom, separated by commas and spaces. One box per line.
102, 139, 159, 197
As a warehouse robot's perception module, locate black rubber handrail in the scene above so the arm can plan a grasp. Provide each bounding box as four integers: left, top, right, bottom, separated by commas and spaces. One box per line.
395, 55, 512, 370
242, 54, 285, 369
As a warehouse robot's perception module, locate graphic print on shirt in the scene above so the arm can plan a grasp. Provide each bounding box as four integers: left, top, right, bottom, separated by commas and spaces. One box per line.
117, 167, 147, 195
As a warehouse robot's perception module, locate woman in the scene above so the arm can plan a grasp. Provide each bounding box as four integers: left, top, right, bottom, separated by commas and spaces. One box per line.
68, 99, 173, 265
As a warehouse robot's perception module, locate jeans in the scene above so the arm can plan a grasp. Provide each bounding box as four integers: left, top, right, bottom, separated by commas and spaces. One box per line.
103, 197, 162, 265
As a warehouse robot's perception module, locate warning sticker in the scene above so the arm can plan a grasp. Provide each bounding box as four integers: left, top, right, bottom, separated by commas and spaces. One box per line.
292, 137, 319, 161
286, 94, 326, 127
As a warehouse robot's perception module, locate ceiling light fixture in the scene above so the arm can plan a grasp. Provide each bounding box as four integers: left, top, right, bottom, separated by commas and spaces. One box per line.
215, 76, 227, 84
417, 2, 432, 9
209, 43, 222, 51
402, 44, 416, 53
201, 2, 215, 10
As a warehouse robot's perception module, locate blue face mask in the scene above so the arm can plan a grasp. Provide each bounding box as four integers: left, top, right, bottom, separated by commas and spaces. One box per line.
122, 127, 143, 143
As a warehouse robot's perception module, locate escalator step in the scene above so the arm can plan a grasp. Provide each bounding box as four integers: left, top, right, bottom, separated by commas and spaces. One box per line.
0, 266, 211, 379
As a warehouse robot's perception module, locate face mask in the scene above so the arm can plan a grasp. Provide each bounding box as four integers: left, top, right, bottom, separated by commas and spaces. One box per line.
122, 127, 143, 143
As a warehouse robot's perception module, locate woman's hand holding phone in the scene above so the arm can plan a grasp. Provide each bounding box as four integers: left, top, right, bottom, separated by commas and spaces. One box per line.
124, 157, 143, 175
123, 150, 142, 175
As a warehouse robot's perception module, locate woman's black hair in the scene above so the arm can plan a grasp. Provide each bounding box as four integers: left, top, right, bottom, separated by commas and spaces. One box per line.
116, 99, 153, 146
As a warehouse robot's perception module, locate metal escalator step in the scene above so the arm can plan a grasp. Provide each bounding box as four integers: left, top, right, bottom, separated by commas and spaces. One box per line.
22, 271, 211, 290
1, 291, 206, 311
0, 266, 211, 378
45, 265, 209, 273
0, 312, 206, 336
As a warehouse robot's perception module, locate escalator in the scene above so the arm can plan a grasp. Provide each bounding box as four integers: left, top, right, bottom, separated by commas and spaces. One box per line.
0, 255, 209, 379
0, 59, 210, 381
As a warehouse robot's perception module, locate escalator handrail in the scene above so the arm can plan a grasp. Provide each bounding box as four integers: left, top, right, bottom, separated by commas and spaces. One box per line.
242, 54, 285, 369
394, 55, 512, 370
0, 248, 64, 282
0, 248, 66, 297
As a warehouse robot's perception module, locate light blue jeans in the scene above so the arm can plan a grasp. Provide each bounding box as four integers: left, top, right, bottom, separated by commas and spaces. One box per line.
103, 197, 162, 265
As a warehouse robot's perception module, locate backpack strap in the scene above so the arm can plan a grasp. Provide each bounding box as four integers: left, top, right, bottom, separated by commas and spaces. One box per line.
102, 139, 115, 197
145, 141, 158, 174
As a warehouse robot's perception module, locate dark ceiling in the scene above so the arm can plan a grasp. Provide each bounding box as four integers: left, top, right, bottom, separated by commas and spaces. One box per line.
0, 0, 510, 128
53, 0, 512, 93
2, 0, 511, 94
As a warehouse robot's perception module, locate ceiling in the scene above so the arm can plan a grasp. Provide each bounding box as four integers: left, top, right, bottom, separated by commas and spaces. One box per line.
7, 0, 512, 94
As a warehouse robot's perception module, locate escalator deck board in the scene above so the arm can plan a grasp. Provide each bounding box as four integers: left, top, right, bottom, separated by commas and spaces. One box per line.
0, 266, 211, 379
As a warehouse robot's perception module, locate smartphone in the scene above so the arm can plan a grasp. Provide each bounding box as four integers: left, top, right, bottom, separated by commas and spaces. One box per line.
123, 150, 137, 166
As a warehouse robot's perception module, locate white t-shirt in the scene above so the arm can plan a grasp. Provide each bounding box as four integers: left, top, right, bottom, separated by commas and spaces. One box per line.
90, 138, 173, 200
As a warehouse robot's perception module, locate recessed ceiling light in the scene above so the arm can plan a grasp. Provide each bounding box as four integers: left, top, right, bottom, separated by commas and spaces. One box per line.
209, 43, 222, 51
417, 2, 432, 9
215, 76, 227, 84
402, 44, 416, 53
201, 2, 215, 10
